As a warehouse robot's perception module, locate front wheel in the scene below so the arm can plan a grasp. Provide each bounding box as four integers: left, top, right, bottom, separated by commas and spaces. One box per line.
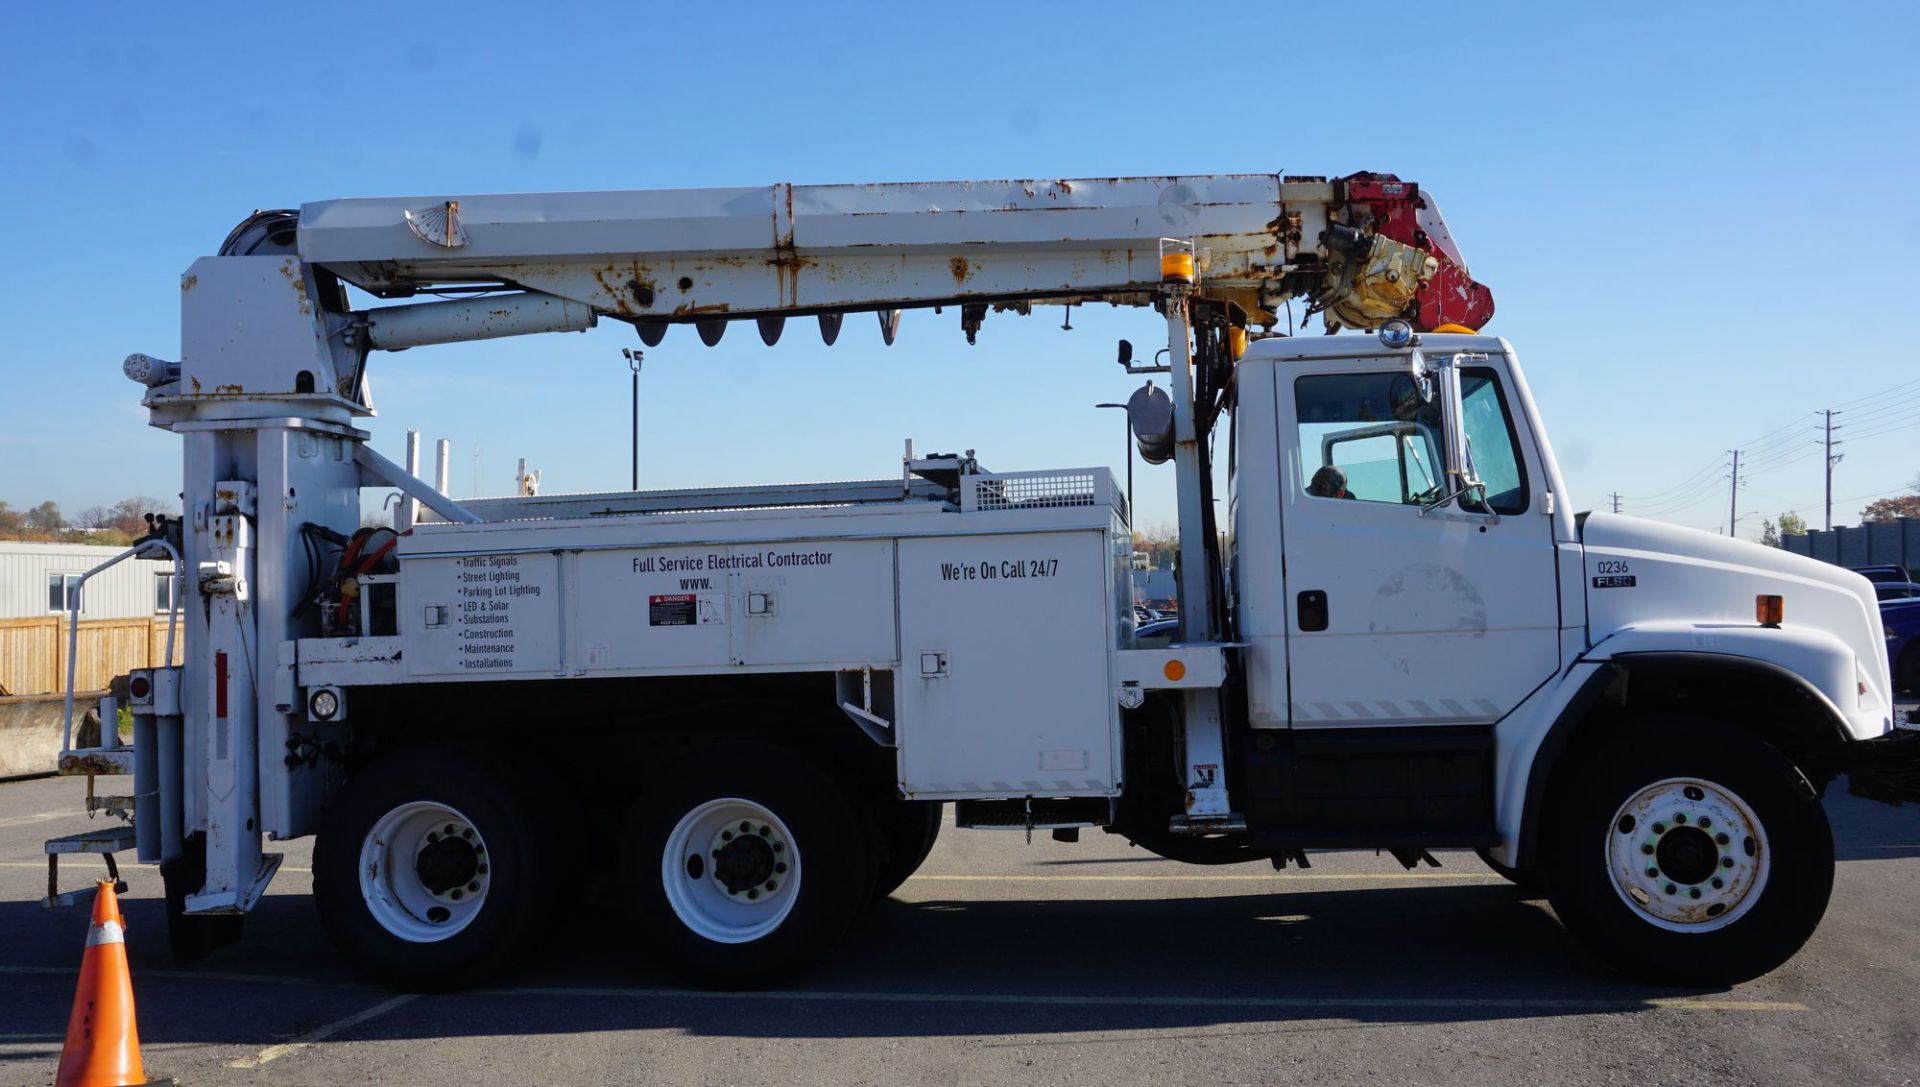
624, 745, 869, 989
1544, 719, 1833, 986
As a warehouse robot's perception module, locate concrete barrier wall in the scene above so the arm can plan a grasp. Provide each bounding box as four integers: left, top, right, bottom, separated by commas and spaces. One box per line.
1783, 517, 1919, 577
0, 691, 103, 779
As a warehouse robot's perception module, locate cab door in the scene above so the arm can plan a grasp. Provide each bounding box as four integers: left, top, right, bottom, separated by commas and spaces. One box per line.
1277, 358, 1559, 728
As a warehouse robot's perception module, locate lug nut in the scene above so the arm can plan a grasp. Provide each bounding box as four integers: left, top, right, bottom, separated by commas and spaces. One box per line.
1716, 833, 1730, 845
759, 825, 771, 837
427, 831, 440, 843
1711, 877, 1724, 889
1646, 866, 1660, 877
467, 881, 480, 892
773, 841, 785, 853
1674, 813, 1687, 824
747, 889, 760, 900
1642, 843, 1655, 855
445, 824, 457, 835
1688, 887, 1701, 899
740, 821, 752, 833
774, 862, 787, 874
477, 864, 488, 875
463, 828, 474, 839
1697, 817, 1710, 829
1664, 884, 1677, 895
1652, 823, 1666, 835
722, 830, 734, 841
450, 889, 463, 900
1722, 857, 1735, 869
765, 880, 777, 892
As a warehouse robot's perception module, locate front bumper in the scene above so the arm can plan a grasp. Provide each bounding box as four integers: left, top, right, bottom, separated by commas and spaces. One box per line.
1846, 718, 1920, 805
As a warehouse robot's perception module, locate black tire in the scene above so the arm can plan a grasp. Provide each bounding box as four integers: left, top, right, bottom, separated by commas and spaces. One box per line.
1544, 718, 1833, 986
1474, 847, 1545, 897
1896, 642, 1920, 697
870, 801, 942, 899
313, 744, 553, 992
624, 744, 869, 989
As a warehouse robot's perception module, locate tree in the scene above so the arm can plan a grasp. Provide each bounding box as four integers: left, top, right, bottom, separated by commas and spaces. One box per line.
0, 501, 19, 535
1760, 518, 1779, 548
1861, 494, 1920, 524
108, 497, 172, 538
1778, 511, 1806, 537
24, 500, 63, 532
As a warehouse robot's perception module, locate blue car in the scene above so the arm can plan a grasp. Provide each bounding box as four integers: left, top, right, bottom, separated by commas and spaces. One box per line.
1886, 597, 1920, 696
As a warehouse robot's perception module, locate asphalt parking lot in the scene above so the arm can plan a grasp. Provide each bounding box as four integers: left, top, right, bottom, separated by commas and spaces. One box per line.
3, 728, 1918, 1087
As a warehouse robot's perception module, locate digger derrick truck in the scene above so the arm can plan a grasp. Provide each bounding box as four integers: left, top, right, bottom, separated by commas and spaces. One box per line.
47, 172, 1919, 991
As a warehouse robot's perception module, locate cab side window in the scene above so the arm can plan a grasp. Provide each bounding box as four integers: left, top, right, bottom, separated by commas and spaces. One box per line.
1294, 373, 1444, 506
1459, 370, 1529, 515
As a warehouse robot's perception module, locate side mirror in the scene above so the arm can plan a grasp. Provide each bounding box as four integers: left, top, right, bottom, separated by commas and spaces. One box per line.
1117, 338, 1134, 368
1408, 348, 1435, 403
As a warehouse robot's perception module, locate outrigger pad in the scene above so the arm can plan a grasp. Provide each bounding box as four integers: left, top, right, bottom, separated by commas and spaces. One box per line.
160, 835, 245, 964
1846, 728, 1920, 806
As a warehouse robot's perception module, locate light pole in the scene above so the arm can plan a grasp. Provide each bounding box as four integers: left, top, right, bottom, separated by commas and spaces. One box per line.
622, 348, 644, 490
1095, 402, 1133, 521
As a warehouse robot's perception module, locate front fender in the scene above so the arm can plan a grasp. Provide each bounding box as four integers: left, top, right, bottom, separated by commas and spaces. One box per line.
1588, 621, 1889, 741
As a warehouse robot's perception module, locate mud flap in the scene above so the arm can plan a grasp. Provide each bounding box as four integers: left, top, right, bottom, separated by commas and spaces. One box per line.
1845, 729, 1920, 806
161, 833, 245, 963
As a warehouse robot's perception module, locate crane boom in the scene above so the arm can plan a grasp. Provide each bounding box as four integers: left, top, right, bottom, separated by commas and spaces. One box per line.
290, 172, 1490, 349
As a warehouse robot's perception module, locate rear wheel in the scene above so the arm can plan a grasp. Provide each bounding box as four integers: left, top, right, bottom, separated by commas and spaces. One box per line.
870, 801, 942, 899
625, 745, 869, 989
314, 745, 552, 991
1544, 719, 1832, 986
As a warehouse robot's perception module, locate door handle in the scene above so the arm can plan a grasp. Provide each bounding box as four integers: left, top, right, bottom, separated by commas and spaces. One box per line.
1297, 590, 1328, 632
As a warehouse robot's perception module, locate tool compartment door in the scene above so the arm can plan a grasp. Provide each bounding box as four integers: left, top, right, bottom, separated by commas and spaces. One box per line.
896, 531, 1116, 798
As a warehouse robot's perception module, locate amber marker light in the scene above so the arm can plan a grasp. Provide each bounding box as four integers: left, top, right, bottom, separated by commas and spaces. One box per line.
1756, 595, 1784, 627
1164, 659, 1188, 682
1160, 238, 1195, 284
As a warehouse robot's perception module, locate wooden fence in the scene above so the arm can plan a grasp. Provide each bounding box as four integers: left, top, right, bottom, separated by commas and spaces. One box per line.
0, 616, 186, 697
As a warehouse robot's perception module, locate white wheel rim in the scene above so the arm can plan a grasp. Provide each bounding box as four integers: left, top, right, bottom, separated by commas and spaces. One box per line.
661, 798, 800, 944
1604, 777, 1770, 933
358, 800, 491, 943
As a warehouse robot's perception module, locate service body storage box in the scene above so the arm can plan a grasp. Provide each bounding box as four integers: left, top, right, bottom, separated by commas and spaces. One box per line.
324, 468, 1134, 801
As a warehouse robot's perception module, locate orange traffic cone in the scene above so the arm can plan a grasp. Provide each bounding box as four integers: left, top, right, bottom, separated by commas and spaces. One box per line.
54, 880, 149, 1087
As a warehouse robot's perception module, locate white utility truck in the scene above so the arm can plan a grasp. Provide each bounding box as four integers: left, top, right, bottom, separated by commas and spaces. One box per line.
48, 172, 1919, 991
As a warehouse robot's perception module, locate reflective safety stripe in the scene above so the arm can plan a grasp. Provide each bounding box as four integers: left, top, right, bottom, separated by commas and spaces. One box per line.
85, 920, 125, 947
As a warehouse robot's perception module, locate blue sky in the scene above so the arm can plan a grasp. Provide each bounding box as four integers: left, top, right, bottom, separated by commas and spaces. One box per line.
2, 2, 1915, 540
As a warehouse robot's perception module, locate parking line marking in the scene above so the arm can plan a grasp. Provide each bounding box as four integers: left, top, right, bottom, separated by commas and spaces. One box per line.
0, 964, 374, 990
0, 965, 1803, 1015
224, 993, 417, 1069
910, 873, 1507, 882
0, 812, 82, 829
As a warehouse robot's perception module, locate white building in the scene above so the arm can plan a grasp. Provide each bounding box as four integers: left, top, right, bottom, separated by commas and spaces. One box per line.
0, 541, 177, 620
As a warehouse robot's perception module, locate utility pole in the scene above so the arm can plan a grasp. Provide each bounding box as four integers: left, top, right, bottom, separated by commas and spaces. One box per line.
1728, 449, 1740, 537
1822, 409, 1843, 531
1608, 491, 1621, 514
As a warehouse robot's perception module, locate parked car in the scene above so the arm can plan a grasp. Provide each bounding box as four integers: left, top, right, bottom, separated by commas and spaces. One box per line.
1854, 564, 1917, 584
1873, 582, 1920, 602
1885, 597, 1920, 696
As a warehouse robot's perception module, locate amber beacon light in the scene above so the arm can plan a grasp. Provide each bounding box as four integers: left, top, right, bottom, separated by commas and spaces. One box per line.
1756, 595, 1784, 627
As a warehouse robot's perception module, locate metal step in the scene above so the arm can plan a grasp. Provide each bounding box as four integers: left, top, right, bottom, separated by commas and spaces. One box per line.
43, 826, 134, 909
